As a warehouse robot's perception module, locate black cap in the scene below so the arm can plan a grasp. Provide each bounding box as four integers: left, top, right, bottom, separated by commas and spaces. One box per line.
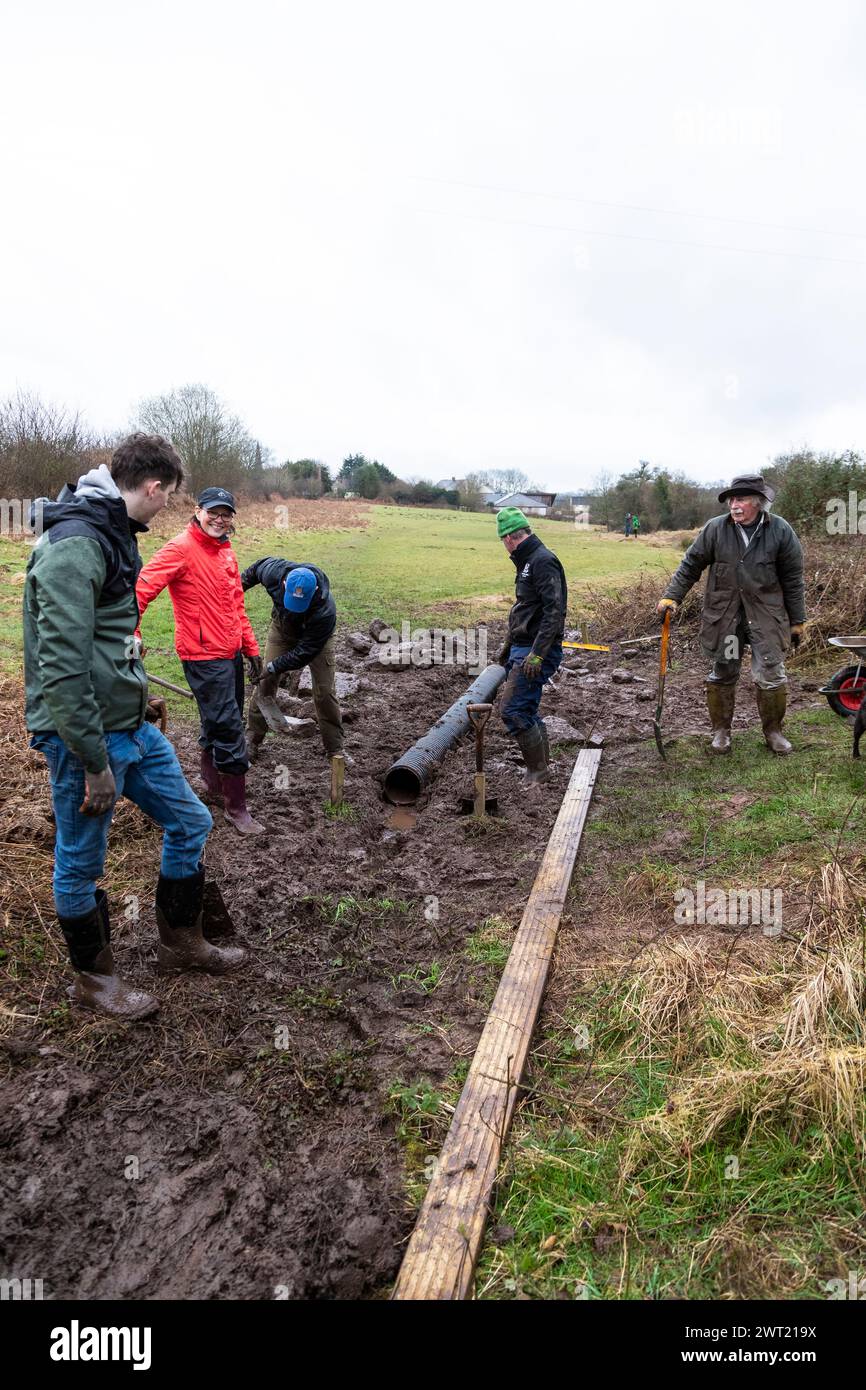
718, 473, 776, 504
196, 487, 237, 513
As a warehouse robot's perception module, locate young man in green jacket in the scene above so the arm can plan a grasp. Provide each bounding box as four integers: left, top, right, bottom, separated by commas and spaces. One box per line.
24, 433, 246, 1023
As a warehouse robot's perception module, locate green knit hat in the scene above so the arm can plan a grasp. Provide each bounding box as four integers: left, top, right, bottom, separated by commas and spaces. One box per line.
496, 506, 531, 538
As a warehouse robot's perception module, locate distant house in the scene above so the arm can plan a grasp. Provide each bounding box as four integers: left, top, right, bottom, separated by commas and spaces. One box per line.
553, 491, 593, 524
491, 490, 558, 517
435, 478, 498, 506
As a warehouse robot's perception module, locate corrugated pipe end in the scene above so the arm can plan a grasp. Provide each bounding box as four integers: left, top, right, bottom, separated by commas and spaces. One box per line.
383, 764, 423, 806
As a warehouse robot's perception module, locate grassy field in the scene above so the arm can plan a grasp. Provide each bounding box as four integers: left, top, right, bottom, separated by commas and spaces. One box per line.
392, 705, 866, 1299
0, 502, 683, 704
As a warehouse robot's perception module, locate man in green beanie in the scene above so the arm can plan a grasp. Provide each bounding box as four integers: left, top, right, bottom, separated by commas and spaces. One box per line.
494, 507, 567, 783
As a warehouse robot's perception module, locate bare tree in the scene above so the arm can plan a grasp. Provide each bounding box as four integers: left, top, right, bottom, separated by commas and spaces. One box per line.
0, 392, 94, 501
590, 469, 614, 528
134, 383, 257, 495
459, 471, 487, 510
479, 466, 533, 498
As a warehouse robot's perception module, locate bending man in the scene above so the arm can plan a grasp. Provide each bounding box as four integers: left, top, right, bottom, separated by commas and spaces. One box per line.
242, 557, 345, 761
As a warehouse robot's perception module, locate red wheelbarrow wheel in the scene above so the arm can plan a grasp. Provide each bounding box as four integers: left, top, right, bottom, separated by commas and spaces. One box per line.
823, 664, 866, 717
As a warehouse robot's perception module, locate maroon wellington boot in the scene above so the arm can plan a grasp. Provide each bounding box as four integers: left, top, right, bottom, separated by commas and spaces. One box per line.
220, 772, 266, 835
199, 748, 224, 804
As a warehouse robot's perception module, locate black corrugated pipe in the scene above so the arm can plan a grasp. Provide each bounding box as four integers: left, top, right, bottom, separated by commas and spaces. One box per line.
383, 664, 507, 805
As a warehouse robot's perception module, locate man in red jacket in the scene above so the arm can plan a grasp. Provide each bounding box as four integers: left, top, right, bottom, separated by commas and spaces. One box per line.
137, 487, 265, 835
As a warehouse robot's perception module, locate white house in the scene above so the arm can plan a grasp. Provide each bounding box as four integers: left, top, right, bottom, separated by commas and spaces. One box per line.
491, 490, 558, 517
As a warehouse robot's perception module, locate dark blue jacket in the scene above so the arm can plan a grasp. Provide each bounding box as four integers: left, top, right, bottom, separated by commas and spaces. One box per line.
507, 533, 567, 658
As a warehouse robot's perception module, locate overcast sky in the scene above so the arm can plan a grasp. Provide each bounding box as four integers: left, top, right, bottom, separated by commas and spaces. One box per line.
3, 0, 866, 491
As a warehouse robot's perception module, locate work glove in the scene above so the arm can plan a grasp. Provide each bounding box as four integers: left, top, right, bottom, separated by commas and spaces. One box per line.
657, 598, 678, 617
80, 767, 117, 818
247, 654, 264, 683
144, 697, 167, 727
790, 623, 805, 649
495, 642, 511, 666
521, 652, 544, 681
256, 665, 280, 700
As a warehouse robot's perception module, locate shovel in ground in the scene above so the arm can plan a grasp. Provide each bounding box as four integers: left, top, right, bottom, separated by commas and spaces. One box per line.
253, 675, 317, 737
653, 607, 672, 760
460, 702, 498, 817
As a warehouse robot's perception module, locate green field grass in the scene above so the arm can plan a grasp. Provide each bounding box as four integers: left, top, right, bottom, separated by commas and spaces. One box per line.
0, 505, 681, 709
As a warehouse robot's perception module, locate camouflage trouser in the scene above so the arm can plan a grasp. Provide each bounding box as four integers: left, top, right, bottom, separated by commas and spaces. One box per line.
247, 622, 344, 753
704, 610, 786, 691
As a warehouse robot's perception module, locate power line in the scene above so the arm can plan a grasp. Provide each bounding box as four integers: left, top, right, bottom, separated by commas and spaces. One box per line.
408, 173, 866, 245
404, 203, 866, 267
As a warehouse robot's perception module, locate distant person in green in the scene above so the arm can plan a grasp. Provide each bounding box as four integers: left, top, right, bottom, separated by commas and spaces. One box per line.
632, 513, 641, 538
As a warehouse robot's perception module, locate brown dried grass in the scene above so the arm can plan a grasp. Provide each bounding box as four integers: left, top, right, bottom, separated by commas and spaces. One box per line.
618, 859, 866, 1176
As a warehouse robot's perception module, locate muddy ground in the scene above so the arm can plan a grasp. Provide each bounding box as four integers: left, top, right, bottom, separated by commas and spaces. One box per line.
0, 624, 829, 1300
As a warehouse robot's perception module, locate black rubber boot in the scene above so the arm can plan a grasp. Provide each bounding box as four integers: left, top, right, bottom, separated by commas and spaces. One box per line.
539, 721, 551, 767
515, 724, 550, 784
706, 683, 736, 754
245, 730, 265, 764
155, 870, 247, 973
61, 890, 159, 1021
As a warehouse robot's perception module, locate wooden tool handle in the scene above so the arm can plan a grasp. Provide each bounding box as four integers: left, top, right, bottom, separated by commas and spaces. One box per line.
659, 607, 671, 678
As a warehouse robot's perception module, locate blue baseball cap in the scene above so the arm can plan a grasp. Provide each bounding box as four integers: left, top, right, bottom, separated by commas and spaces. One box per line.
197, 487, 236, 512
283, 567, 318, 613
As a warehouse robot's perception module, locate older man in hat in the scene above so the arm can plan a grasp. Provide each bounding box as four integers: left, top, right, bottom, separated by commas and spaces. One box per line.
656, 474, 805, 755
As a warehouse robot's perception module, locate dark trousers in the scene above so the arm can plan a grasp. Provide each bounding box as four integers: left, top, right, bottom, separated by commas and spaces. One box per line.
182, 653, 249, 775
499, 643, 563, 733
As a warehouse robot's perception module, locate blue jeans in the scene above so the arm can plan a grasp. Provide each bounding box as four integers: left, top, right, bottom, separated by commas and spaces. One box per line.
31, 723, 213, 918
500, 643, 563, 734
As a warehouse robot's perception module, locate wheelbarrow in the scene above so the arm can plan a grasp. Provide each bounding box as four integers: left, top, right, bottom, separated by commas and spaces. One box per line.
819, 637, 866, 717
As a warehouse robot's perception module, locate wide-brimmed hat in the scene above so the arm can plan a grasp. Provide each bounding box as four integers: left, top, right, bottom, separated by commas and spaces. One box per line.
718, 473, 776, 504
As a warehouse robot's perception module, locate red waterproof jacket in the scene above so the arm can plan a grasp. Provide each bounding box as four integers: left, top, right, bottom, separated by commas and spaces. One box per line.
136, 520, 259, 662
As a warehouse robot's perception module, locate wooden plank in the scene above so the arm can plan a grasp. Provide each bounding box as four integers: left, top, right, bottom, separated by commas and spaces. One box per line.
392, 747, 602, 1300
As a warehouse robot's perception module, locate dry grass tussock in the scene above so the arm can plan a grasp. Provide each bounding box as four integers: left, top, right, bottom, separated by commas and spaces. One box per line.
616, 860, 866, 1175
145, 494, 374, 539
